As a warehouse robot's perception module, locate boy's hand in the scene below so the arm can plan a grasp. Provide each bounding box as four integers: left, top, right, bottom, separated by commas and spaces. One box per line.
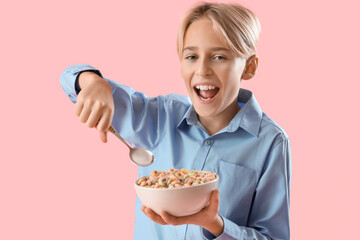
74, 72, 114, 143
140, 189, 224, 237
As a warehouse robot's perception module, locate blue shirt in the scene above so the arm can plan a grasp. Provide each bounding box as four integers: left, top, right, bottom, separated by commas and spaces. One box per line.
60, 64, 291, 240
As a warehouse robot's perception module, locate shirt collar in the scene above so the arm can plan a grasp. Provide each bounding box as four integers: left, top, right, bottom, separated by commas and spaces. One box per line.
177, 89, 263, 137
177, 105, 198, 128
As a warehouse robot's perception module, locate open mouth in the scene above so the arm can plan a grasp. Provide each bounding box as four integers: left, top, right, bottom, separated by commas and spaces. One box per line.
194, 84, 220, 102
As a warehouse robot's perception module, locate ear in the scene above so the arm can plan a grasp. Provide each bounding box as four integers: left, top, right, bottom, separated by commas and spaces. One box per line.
241, 54, 259, 80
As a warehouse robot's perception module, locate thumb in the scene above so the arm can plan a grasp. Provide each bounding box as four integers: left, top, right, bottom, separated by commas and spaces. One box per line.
99, 131, 108, 143
211, 189, 220, 202
207, 189, 220, 210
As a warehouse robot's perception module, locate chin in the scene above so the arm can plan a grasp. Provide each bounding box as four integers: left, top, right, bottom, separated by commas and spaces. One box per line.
193, 105, 217, 119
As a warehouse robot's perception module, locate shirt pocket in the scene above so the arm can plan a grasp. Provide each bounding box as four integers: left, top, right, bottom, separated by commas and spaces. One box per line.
212, 159, 258, 225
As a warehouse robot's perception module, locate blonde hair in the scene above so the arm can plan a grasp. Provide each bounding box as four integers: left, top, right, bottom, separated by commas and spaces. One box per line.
177, 1, 261, 59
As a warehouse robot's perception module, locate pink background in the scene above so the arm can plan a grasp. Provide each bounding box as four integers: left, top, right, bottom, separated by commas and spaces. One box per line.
1, 0, 359, 239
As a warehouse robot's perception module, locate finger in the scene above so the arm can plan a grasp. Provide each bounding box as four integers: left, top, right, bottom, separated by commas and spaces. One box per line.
96, 109, 112, 132
74, 100, 84, 117
161, 210, 206, 226
142, 207, 168, 225
99, 131, 107, 143
86, 103, 103, 128
159, 211, 182, 226
143, 207, 168, 225
79, 104, 92, 123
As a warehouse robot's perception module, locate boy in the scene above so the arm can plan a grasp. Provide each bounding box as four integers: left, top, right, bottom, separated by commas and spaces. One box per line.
61, 2, 291, 239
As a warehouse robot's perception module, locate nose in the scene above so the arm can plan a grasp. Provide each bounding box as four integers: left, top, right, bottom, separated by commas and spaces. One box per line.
196, 58, 212, 77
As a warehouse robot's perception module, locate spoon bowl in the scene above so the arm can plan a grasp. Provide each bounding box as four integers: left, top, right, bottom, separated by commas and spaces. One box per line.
129, 148, 155, 167
108, 125, 155, 167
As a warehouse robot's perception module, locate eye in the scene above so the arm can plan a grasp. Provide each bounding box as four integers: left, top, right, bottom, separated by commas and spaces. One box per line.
214, 55, 227, 61
185, 55, 197, 61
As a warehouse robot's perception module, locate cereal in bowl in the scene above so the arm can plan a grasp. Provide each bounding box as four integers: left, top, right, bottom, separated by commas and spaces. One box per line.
136, 168, 216, 188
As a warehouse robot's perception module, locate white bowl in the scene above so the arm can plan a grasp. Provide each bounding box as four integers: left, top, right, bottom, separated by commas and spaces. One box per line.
134, 174, 218, 217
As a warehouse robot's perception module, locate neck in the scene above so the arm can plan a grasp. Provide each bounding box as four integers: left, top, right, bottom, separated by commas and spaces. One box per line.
199, 100, 240, 136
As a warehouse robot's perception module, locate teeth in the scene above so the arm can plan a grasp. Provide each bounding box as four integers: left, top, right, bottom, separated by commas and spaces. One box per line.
200, 96, 211, 101
195, 85, 216, 90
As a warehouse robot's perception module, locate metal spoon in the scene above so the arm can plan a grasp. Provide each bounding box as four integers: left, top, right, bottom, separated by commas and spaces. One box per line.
108, 125, 155, 167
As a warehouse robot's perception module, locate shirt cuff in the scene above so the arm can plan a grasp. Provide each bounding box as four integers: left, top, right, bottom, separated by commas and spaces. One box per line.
60, 64, 103, 103
202, 215, 244, 240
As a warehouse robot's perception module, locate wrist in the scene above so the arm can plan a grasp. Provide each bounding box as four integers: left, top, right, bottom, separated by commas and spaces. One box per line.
203, 215, 224, 237
78, 71, 104, 90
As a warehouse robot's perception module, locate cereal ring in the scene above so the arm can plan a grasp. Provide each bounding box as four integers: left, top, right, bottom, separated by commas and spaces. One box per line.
140, 181, 148, 187
175, 171, 184, 178
150, 170, 159, 176
181, 168, 189, 174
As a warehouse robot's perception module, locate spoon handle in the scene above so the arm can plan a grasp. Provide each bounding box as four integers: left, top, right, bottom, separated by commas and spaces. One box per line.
108, 125, 132, 150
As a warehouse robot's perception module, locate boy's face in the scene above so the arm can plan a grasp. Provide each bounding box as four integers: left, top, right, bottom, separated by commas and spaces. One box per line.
180, 17, 247, 124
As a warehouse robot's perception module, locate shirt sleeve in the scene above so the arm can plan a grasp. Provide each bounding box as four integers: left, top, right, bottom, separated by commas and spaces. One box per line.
202, 137, 291, 240
60, 64, 168, 150
60, 64, 103, 103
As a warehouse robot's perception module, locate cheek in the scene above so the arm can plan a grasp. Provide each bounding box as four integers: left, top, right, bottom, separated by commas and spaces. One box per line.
180, 65, 191, 86
221, 68, 242, 96
221, 67, 237, 85
227, 66, 243, 86
180, 66, 185, 81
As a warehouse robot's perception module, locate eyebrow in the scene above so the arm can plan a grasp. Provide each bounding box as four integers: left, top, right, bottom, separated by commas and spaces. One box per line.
182, 46, 231, 53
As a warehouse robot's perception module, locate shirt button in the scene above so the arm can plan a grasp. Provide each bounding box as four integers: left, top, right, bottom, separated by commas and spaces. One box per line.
205, 140, 212, 146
